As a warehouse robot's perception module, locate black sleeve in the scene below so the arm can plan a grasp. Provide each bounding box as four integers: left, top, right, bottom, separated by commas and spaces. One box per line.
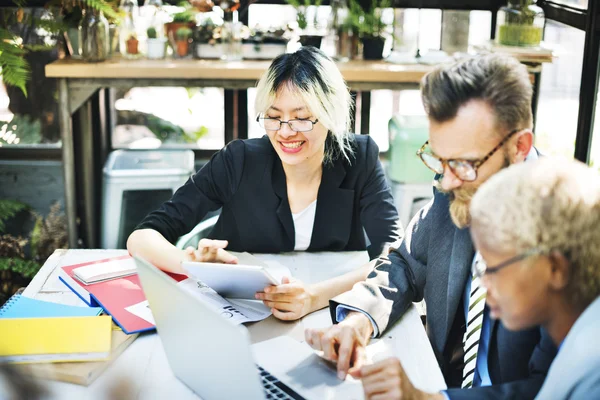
134, 139, 246, 243
444, 328, 557, 400
358, 136, 403, 259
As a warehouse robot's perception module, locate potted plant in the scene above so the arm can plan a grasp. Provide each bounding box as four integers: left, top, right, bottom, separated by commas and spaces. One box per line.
126, 32, 139, 55
165, 1, 197, 43
286, 0, 323, 48
352, 0, 391, 60
146, 26, 166, 59
496, 0, 544, 47
175, 26, 192, 57
242, 27, 288, 60
193, 19, 223, 59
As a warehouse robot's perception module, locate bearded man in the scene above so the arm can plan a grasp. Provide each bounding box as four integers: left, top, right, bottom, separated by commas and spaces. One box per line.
305, 54, 557, 400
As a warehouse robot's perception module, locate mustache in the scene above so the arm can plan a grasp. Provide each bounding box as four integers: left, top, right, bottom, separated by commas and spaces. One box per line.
435, 180, 478, 202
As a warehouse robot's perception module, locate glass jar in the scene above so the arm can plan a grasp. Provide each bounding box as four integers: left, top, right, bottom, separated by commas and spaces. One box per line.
80, 8, 110, 62
221, 12, 242, 61
119, 0, 141, 58
496, 0, 544, 47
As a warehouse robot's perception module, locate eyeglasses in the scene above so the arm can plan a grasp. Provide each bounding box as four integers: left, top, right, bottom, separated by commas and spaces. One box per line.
416, 129, 520, 182
256, 116, 319, 132
472, 248, 543, 278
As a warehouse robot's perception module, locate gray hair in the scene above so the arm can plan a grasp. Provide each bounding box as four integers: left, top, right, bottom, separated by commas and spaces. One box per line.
421, 53, 533, 134
470, 157, 600, 309
254, 46, 354, 164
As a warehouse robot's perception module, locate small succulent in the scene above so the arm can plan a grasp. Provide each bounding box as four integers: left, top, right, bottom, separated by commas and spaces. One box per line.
147, 27, 158, 39
176, 27, 193, 41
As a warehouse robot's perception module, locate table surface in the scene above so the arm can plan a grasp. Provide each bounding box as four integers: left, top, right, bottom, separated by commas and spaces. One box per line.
45, 58, 434, 83
10, 249, 446, 399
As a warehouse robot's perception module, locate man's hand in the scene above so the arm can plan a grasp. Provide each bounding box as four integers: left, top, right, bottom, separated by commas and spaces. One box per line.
350, 357, 444, 400
304, 312, 373, 380
255, 277, 315, 321
184, 239, 238, 264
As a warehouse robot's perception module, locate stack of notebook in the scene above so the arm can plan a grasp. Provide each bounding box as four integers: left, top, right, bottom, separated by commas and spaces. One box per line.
0, 294, 112, 364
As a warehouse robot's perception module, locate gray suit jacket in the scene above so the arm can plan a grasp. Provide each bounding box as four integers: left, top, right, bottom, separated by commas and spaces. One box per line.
330, 186, 556, 399
535, 297, 600, 399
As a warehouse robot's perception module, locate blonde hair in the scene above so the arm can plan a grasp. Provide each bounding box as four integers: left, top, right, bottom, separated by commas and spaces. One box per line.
254, 46, 354, 163
470, 157, 600, 309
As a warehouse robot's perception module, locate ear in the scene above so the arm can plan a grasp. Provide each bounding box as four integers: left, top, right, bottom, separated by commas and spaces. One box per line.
513, 130, 534, 163
548, 251, 570, 291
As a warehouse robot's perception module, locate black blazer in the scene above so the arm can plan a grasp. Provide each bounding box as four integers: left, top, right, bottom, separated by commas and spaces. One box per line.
332, 185, 557, 399
136, 134, 401, 260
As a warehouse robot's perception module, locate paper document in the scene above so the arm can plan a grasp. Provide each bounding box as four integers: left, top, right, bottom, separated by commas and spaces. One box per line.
125, 278, 271, 325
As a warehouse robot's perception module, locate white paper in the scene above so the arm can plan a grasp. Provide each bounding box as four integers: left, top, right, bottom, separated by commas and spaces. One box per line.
176, 278, 271, 324
125, 300, 156, 325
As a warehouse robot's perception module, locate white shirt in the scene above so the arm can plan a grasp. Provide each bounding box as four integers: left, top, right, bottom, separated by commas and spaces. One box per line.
292, 200, 317, 251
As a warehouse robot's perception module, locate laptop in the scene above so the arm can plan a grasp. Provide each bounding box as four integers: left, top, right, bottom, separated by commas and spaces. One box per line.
134, 255, 364, 400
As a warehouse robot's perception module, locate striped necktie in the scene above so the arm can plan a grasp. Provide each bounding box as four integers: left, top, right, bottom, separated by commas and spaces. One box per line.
462, 252, 487, 388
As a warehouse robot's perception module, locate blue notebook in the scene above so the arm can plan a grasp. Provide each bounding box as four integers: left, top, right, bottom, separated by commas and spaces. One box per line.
0, 294, 103, 319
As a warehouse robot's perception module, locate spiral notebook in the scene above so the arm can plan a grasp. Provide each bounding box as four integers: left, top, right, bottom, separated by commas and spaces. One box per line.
0, 295, 103, 319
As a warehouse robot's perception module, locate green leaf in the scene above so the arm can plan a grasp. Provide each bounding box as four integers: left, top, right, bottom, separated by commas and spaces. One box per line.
0, 199, 30, 233
0, 257, 41, 279
0, 28, 30, 97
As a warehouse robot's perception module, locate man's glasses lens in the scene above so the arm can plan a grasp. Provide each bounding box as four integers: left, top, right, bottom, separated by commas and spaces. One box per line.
260, 118, 314, 132
420, 152, 444, 174
448, 160, 477, 181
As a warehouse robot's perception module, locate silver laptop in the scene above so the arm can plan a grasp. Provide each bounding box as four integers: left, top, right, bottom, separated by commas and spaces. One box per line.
134, 255, 363, 400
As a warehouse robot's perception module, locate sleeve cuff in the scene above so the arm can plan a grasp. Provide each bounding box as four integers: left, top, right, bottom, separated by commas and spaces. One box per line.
335, 304, 379, 337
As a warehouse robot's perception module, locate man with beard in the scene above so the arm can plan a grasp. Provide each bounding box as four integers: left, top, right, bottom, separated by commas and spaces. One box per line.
305, 54, 557, 399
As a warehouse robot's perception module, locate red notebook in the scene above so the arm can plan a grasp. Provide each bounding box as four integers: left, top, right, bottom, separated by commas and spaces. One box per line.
59, 255, 187, 334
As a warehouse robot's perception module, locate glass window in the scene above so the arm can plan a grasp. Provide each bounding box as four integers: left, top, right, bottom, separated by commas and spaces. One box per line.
534, 20, 585, 158
112, 87, 225, 150
589, 51, 600, 171
543, 0, 588, 9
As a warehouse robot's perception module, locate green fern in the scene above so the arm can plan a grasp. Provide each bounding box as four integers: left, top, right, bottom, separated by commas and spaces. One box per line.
0, 257, 41, 279
0, 199, 30, 233
0, 28, 30, 97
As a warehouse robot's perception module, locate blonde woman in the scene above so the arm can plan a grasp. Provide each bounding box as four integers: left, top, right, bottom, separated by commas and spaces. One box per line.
127, 46, 401, 321
469, 157, 600, 399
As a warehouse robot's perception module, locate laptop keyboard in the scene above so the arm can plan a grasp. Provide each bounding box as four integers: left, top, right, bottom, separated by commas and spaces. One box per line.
258, 366, 305, 400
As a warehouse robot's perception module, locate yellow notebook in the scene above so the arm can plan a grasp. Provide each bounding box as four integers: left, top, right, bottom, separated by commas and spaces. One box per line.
0, 315, 112, 364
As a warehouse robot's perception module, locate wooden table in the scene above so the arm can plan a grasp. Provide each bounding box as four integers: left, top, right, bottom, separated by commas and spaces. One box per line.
8, 249, 446, 399
45, 58, 433, 249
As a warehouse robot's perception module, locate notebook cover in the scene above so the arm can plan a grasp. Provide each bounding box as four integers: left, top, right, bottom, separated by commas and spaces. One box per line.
0, 315, 112, 363
0, 295, 103, 319
60, 256, 187, 334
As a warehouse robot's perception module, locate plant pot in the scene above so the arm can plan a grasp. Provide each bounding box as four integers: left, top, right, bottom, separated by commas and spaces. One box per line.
241, 43, 286, 60
165, 22, 196, 42
147, 38, 167, 59
362, 37, 385, 60
194, 43, 223, 59
176, 40, 190, 57
126, 37, 139, 56
299, 35, 322, 49
64, 27, 81, 58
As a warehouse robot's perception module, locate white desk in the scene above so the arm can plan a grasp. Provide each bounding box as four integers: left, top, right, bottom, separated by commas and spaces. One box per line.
12, 249, 446, 399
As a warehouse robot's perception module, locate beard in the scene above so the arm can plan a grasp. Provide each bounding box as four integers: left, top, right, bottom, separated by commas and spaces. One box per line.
437, 152, 512, 229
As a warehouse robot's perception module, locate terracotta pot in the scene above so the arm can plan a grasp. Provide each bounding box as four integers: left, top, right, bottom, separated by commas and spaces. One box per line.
176, 40, 189, 57
126, 37, 139, 55
165, 22, 196, 41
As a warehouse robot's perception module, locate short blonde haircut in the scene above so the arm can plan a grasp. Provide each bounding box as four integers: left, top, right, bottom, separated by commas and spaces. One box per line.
254, 46, 354, 163
470, 157, 600, 309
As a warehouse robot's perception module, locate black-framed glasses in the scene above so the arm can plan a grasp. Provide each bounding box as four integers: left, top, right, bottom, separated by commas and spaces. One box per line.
472, 248, 544, 278
256, 116, 319, 132
416, 129, 521, 182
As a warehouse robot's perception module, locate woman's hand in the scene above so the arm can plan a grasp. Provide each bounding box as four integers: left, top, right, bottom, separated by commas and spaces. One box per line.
350, 357, 443, 400
255, 276, 316, 321
184, 239, 238, 264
